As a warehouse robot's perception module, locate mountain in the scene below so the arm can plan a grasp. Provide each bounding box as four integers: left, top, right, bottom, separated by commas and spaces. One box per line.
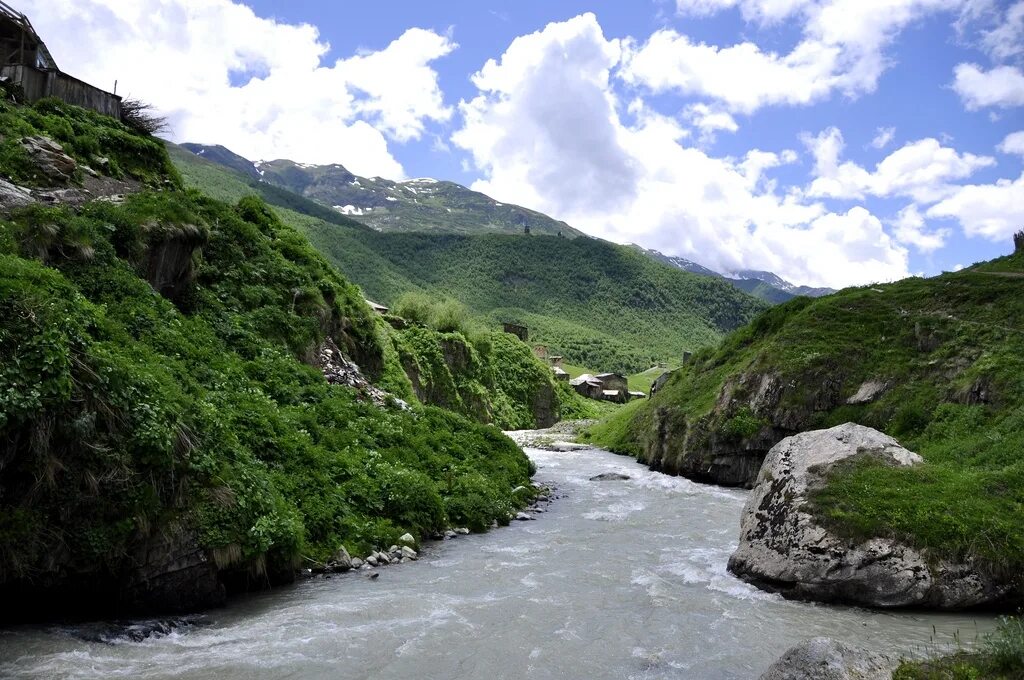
584, 239, 1024, 586
180, 143, 583, 237
181, 144, 836, 306
730, 269, 835, 297
169, 142, 770, 374
634, 246, 835, 304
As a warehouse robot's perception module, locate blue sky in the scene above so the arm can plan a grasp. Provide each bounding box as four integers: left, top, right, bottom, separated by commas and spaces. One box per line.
28, 0, 1024, 287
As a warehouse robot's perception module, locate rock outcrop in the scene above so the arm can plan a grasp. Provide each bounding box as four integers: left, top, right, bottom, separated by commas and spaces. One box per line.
0, 177, 35, 211
729, 423, 1015, 608
760, 637, 896, 680
142, 221, 206, 302
21, 135, 77, 183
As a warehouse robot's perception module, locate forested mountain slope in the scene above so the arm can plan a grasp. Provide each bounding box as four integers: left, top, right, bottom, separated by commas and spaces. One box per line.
170, 145, 769, 374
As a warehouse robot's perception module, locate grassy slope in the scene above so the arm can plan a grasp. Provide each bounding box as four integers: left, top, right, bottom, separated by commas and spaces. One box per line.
587, 253, 1024, 575
306, 228, 769, 374
0, 100, 536, 616
170, 147, 769, 375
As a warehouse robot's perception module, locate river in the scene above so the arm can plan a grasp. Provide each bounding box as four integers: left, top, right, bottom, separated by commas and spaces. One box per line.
0, 441, 996, 679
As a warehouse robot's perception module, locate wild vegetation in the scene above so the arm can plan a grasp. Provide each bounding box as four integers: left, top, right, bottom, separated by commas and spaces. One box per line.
895, 616, 1024, 679
0, 99, 536, 618
585, 249, 1024, 579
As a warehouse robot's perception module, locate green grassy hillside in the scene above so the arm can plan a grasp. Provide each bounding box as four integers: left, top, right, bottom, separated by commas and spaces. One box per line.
586, 245, 1024, 578
319, 230, 768, 374
0, 99, 536, 619
170, 145, 769, 374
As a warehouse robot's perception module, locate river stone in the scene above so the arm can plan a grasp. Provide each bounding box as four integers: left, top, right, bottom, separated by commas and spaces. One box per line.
760, 637, 896, 679
589, 472, 631, 481
401, 546, 417, 560
398, 533, 416, 546
351, 557, 363, 569
728, 423, 1014, 608
454, 528, 469, 535
329, 546, 353, 571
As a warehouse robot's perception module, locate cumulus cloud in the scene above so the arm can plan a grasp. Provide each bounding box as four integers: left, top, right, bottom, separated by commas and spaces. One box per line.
804, 128, 994, 202
628, 0, 964, 114
952, 63, 1024, 109
998, 130, 1024, 155
890, 204, 950, 252
453, 14, 910, 288
927, 173, 1024, 240
23, 0, 456, 178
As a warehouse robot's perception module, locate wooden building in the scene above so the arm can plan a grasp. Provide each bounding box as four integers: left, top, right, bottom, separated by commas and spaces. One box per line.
0, 2, 121, 118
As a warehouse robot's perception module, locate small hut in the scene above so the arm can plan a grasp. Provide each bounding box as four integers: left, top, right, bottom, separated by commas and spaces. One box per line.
0, 3, 122, 118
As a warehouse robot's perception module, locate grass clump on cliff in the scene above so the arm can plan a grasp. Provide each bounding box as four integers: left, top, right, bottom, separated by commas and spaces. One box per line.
587, 250, 1024, 578
0, 96, 178, 186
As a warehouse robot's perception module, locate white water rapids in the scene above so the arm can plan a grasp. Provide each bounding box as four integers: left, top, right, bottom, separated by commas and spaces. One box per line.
0, 441, 996, 679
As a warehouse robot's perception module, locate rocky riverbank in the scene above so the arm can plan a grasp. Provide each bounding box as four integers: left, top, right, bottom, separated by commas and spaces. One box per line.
303, 481, 558, 580
728, 423, 1017, 609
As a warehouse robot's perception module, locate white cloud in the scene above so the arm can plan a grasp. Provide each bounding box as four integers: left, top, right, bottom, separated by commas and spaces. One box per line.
684, 103, 739, 140
927, 173, 1024, 240
980, 0, 1024, 62
630, 0, 965, 114
997, 130, 1024, 155
621, 31, 844, 114
890, 204, 950, 252
871, 126, 896, 149
952, 63, 1024, 109
453, 14, 910, 288
23, 0, 456, 178
805, 128, 994, 202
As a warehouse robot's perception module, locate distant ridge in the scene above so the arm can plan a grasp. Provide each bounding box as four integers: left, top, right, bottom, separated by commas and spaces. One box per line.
180, 143, 582, 237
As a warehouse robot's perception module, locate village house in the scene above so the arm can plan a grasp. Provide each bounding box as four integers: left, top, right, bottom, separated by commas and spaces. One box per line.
0, 3, 121, 118
364, 299, 389, 315
570, 372, 630, 403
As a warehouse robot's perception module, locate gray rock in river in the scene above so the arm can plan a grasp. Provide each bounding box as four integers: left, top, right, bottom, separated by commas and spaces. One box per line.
589, 472, 631, 481
329, 546, 353, 571
760, 637, 896, 680
728, 423, 1015, 608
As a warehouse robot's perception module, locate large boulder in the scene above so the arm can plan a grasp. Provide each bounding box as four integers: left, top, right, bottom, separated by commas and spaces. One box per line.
728, 423, 1013, 608
760, 637, 896, 680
